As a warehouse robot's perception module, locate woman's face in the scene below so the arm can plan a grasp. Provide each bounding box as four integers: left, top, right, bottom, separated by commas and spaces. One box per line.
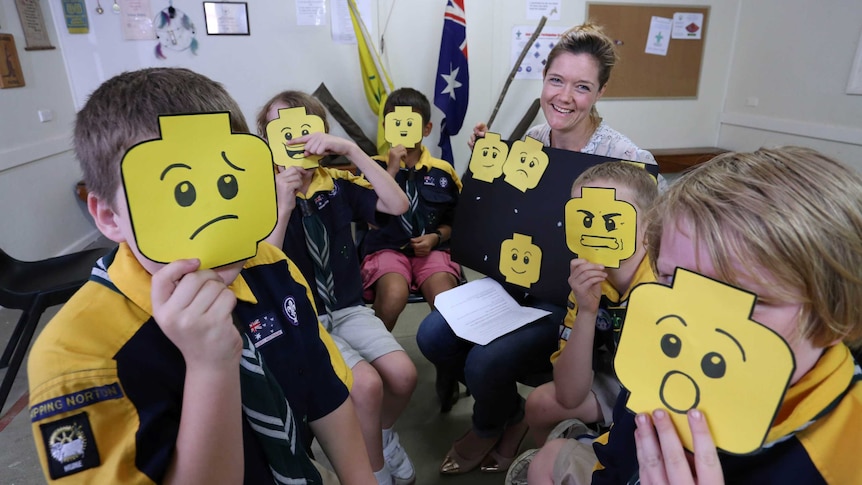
540, 52, 605, 136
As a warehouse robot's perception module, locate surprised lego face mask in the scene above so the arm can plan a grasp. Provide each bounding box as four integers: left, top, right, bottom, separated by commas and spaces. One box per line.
614, 268, 795, 455
265, 107, 326, 169
565, 187, 637, 268
121, 112, 277, 269
469, 132, 509, 183
384, 106, 424, 148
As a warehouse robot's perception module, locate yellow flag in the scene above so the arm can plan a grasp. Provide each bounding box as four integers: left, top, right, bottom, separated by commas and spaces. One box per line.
347, 0, 393, 155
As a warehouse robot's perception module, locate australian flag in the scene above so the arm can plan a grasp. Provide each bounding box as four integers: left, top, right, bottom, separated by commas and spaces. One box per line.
434, 0, 469, 165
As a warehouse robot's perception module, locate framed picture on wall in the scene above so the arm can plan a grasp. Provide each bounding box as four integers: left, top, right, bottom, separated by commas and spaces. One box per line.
203, 2, 250, 35
0, 34, 26, 88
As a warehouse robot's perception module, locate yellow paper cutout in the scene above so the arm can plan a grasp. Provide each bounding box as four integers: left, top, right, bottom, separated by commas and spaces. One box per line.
502, 137, 549, 192
469, 132, 509, 183
384, 106, 423, 148
565, 187, 637, 268
499, 233, 543, 288
265, 107, 326, 169
122, 112, 277, 269
615, 268, 795, 455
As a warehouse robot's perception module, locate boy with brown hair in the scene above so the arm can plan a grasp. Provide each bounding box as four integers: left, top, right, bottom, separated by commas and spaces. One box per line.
360, 87, 463, 332
27, 67, 373, 484
507, 162, 658, 484
257, 90, 417, 485
532, 147, 862, 484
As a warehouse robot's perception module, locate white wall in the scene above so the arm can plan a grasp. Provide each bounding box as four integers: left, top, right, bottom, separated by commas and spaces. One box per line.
2, 0, 860, 260
718, 0, 862, 165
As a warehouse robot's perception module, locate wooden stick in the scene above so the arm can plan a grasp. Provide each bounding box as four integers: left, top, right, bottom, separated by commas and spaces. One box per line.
487, 16, 547, 130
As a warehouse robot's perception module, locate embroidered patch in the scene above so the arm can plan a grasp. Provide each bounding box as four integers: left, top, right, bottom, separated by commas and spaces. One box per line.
423, 175, 436, 186
40, 412, 100, 479
248, 311, 284, 347
440, 177, 449, 188
567, 299, 576, 310
313, 193, 330, 211
559, 325, 571, 341
595, 308, 613, 331
283, 296, 300, 326
30, 383, 124, 423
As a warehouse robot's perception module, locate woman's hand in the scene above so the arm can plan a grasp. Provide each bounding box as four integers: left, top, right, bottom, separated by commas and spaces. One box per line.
467, 122, 488, 149
635, 409, 724, 485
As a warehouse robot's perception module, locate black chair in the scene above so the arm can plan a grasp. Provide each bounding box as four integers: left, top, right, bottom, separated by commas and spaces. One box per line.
0, 246, 110, 412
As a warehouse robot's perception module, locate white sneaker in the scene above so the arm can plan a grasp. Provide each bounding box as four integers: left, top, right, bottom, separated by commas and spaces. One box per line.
382, 431, 415, 485
505, 448, 538, 485
546, 418, 600, 443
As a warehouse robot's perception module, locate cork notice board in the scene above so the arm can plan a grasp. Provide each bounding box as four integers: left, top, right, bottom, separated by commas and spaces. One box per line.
587, 3, 709, 98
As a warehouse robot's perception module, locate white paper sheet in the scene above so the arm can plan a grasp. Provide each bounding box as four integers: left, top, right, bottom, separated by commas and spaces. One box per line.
645, 16, 672, 56
296, 0, 326, 26
671, 12, 704, 39
435, 278, 551, 345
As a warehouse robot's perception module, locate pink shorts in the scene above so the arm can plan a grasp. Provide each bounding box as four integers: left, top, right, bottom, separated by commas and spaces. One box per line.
361, 249, 461, 300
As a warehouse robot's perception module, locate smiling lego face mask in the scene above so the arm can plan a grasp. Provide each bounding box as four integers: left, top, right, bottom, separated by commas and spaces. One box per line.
122, 112, 277, 269
565, 187, 637, 268
499, 233, 543, 288
384, 106, 423, 148
469, 132, 509, 183
265, 107, 326, 169
614, 268, 795, 455
502, 137, 549, 192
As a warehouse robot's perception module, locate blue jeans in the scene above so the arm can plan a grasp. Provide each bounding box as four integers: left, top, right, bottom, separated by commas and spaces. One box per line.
416, 296, 566, 437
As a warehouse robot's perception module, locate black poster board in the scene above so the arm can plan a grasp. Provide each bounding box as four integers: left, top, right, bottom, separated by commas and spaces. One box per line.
451, 143, 659, 304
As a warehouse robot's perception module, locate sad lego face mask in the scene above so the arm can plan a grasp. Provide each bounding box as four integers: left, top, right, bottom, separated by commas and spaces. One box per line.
265, 106, 326, 169
121, 112, 277, 269
502, 137, 549, 193
565, 187, 637, 268
614, 268, 795, 455
384, 106, 424, 149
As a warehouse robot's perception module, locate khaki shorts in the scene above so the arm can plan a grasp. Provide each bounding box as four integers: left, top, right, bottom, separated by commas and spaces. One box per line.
552, 437, 599, 485
318, 305, 404, 368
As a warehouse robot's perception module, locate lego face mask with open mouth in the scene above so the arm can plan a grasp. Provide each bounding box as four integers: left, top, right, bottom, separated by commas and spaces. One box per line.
614, 268, 795, 455
384, 106, 424, 149
565, 187, 637, 268
469, 132, 509, 183
121, 112, 277, 269
265, 106, 326, 169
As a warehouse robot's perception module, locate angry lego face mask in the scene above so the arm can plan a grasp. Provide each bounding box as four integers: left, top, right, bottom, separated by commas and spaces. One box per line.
121, 112, 277, 269
565, 187, 637, 268
614, 268, 795, 455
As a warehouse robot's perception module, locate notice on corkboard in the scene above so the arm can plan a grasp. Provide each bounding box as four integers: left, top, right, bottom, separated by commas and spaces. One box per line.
587, 3, 708, 98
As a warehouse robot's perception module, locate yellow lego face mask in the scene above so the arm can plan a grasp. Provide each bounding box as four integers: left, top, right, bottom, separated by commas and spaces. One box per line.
122, 112, 277, 269
469, 132, 509, 183
502, 137, 549, 192
615, 268, 795, 455
265, 107, 326, 169
565, 187, 637, 268
499, 233, 543, 288
384, 106, 423, 148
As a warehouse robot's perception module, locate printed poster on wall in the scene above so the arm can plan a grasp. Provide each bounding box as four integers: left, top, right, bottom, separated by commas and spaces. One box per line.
14, 0, 55, 49
512, 25, 566, 79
